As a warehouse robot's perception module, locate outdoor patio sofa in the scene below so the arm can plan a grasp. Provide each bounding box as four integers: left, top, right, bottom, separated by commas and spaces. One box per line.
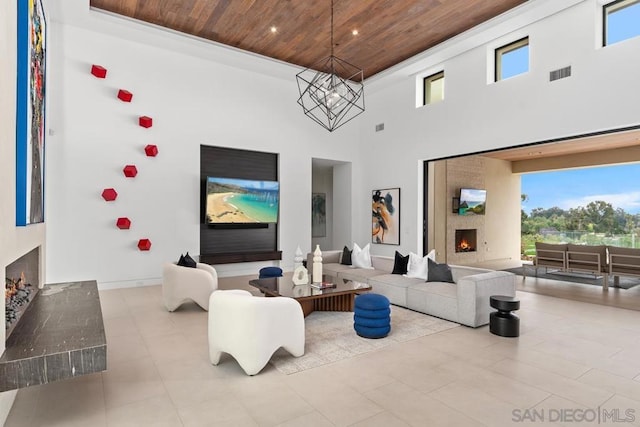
307, 250, 516, 328
534, 242, 640, 289
609, 246, 640, 286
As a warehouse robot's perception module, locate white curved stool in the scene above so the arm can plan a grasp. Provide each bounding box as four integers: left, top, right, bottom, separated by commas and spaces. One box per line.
208, 289, 305, 375
162, 262, 218, 311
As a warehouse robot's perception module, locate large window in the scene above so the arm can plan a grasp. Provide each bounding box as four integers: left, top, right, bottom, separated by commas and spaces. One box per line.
423, 71, 444, 105
495, 37, 529, 82
604, 0, 640, 46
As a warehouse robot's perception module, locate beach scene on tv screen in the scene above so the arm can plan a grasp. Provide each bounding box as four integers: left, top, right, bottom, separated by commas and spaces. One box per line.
206, 177, 279, 223
458, 189, 486, 215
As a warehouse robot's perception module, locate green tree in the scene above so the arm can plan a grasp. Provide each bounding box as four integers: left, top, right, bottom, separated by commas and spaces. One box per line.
549, 213, 567, 231
583, 201, 617, 234
530, 207, 545, 218
566, 207, 587, 231
614, 208, 636, 233
543, 206, 567, 218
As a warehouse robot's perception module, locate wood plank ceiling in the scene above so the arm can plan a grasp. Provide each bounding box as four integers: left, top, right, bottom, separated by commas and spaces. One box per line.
89, 0, 526, 79
481, 129, 640, 162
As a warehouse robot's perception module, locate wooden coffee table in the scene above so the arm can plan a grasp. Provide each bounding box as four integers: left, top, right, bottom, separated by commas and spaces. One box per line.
249, 273, 371, 317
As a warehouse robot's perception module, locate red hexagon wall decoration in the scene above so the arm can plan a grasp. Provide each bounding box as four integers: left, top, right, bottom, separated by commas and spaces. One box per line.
138, 116, 153, 128
91, 64, 107, 78
116, 217, 131, 229
102, 188, 118, 201
144, 144, 158, 157
117, 89, 133, 102
123, 165, 138, 178
138, 239, 152, 251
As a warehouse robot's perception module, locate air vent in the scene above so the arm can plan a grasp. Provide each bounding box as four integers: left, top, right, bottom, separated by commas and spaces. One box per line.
550, 66, 571, 82
375, 123, 385, 132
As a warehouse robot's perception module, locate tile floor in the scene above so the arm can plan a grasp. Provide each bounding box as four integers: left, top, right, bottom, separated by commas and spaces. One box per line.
6, 276, 640, 426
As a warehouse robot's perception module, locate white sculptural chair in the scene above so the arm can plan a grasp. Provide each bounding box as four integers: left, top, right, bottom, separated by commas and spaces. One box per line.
162, 262, 218, 311
208, 289, 305, 375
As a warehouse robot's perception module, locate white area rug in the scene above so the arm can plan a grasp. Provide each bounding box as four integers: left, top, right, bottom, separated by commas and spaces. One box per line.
269, 305, 459, 375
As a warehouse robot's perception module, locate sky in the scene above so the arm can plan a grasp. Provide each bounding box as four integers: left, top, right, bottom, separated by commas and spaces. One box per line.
521, 164, 640, 214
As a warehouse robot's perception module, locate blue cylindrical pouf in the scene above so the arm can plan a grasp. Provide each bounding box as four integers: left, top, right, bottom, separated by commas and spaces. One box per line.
354, 294, 390, 338
259, 266, 283, 279
354, 308, 390, 319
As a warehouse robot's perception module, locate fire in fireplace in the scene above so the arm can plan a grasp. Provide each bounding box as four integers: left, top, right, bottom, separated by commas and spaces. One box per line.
5, 272, 35, 328
455, 229, 477, 253
5, 247, 40, 340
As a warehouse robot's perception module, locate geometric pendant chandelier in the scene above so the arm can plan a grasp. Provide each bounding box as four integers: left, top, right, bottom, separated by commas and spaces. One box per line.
296, 0, 365, 132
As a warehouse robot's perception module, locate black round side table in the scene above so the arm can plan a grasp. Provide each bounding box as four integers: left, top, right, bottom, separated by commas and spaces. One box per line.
490, 295, 520, 337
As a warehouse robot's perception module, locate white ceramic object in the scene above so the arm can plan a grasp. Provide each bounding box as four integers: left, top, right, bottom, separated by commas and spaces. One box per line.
292, 265, 309, 285
313, 245, 323, 283
294, 245, 304, 269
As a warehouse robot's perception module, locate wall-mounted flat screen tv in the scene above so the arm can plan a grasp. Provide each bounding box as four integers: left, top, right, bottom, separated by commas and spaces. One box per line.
205, 177, 279, 224
458, 188, 486, 215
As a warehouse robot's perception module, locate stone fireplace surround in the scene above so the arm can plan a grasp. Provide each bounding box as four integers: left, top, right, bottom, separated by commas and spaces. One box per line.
431, 154, 523, 267
1, 247, 107, 392
444, 157, 486, 265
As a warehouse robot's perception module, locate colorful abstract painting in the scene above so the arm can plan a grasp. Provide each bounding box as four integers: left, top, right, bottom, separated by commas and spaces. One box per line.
372, 188, 400, 245
16, 0, 46, 225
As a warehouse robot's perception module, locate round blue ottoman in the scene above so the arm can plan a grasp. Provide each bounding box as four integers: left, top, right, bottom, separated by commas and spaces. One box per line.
259, 267, 283, 279
354, 293, 390, 338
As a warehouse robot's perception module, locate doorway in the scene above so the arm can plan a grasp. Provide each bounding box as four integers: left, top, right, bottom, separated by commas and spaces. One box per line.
311, 159, 352, 251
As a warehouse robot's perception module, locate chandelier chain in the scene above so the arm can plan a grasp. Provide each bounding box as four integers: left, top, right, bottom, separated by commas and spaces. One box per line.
330, 0, 335, 74
331, 0, 334, 56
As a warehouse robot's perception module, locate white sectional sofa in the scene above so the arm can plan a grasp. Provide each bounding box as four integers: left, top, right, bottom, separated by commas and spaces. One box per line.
308, 250, 516, 328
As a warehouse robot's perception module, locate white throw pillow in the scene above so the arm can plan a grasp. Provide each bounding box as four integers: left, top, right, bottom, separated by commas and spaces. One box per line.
352, 243, 373, 269
404, 249, 436, 280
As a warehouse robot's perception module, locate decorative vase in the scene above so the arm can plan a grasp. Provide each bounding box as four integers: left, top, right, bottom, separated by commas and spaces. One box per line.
292, 266, 309, 285
294, 245, 303, 269
312, 245, 323, 284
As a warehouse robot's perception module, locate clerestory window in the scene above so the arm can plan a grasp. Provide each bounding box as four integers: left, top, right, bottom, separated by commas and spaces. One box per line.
495, 37, 529, 82
423, 71, 445, 105
604, 0, 640, 46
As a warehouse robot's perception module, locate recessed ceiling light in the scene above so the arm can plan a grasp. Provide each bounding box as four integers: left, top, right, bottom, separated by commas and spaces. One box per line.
352, 29, 359, 36
270, 26, 277, 34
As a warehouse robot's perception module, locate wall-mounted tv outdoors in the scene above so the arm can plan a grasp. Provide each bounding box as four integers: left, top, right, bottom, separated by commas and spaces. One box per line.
205, 177, 279, 224
458, 188, 486, 215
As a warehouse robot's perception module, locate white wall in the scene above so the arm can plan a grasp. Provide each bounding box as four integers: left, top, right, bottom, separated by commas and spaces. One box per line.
333, 163, 354, 250
44, 14, 361, 286
359, 0, 640, 256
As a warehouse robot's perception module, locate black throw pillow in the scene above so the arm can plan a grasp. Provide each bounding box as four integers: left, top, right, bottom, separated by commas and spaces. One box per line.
341, 246, 353, 265
427, 258, 454, 283
177, 254, 187, 267
391, 251, 409, 275
183, 252, 197, 268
